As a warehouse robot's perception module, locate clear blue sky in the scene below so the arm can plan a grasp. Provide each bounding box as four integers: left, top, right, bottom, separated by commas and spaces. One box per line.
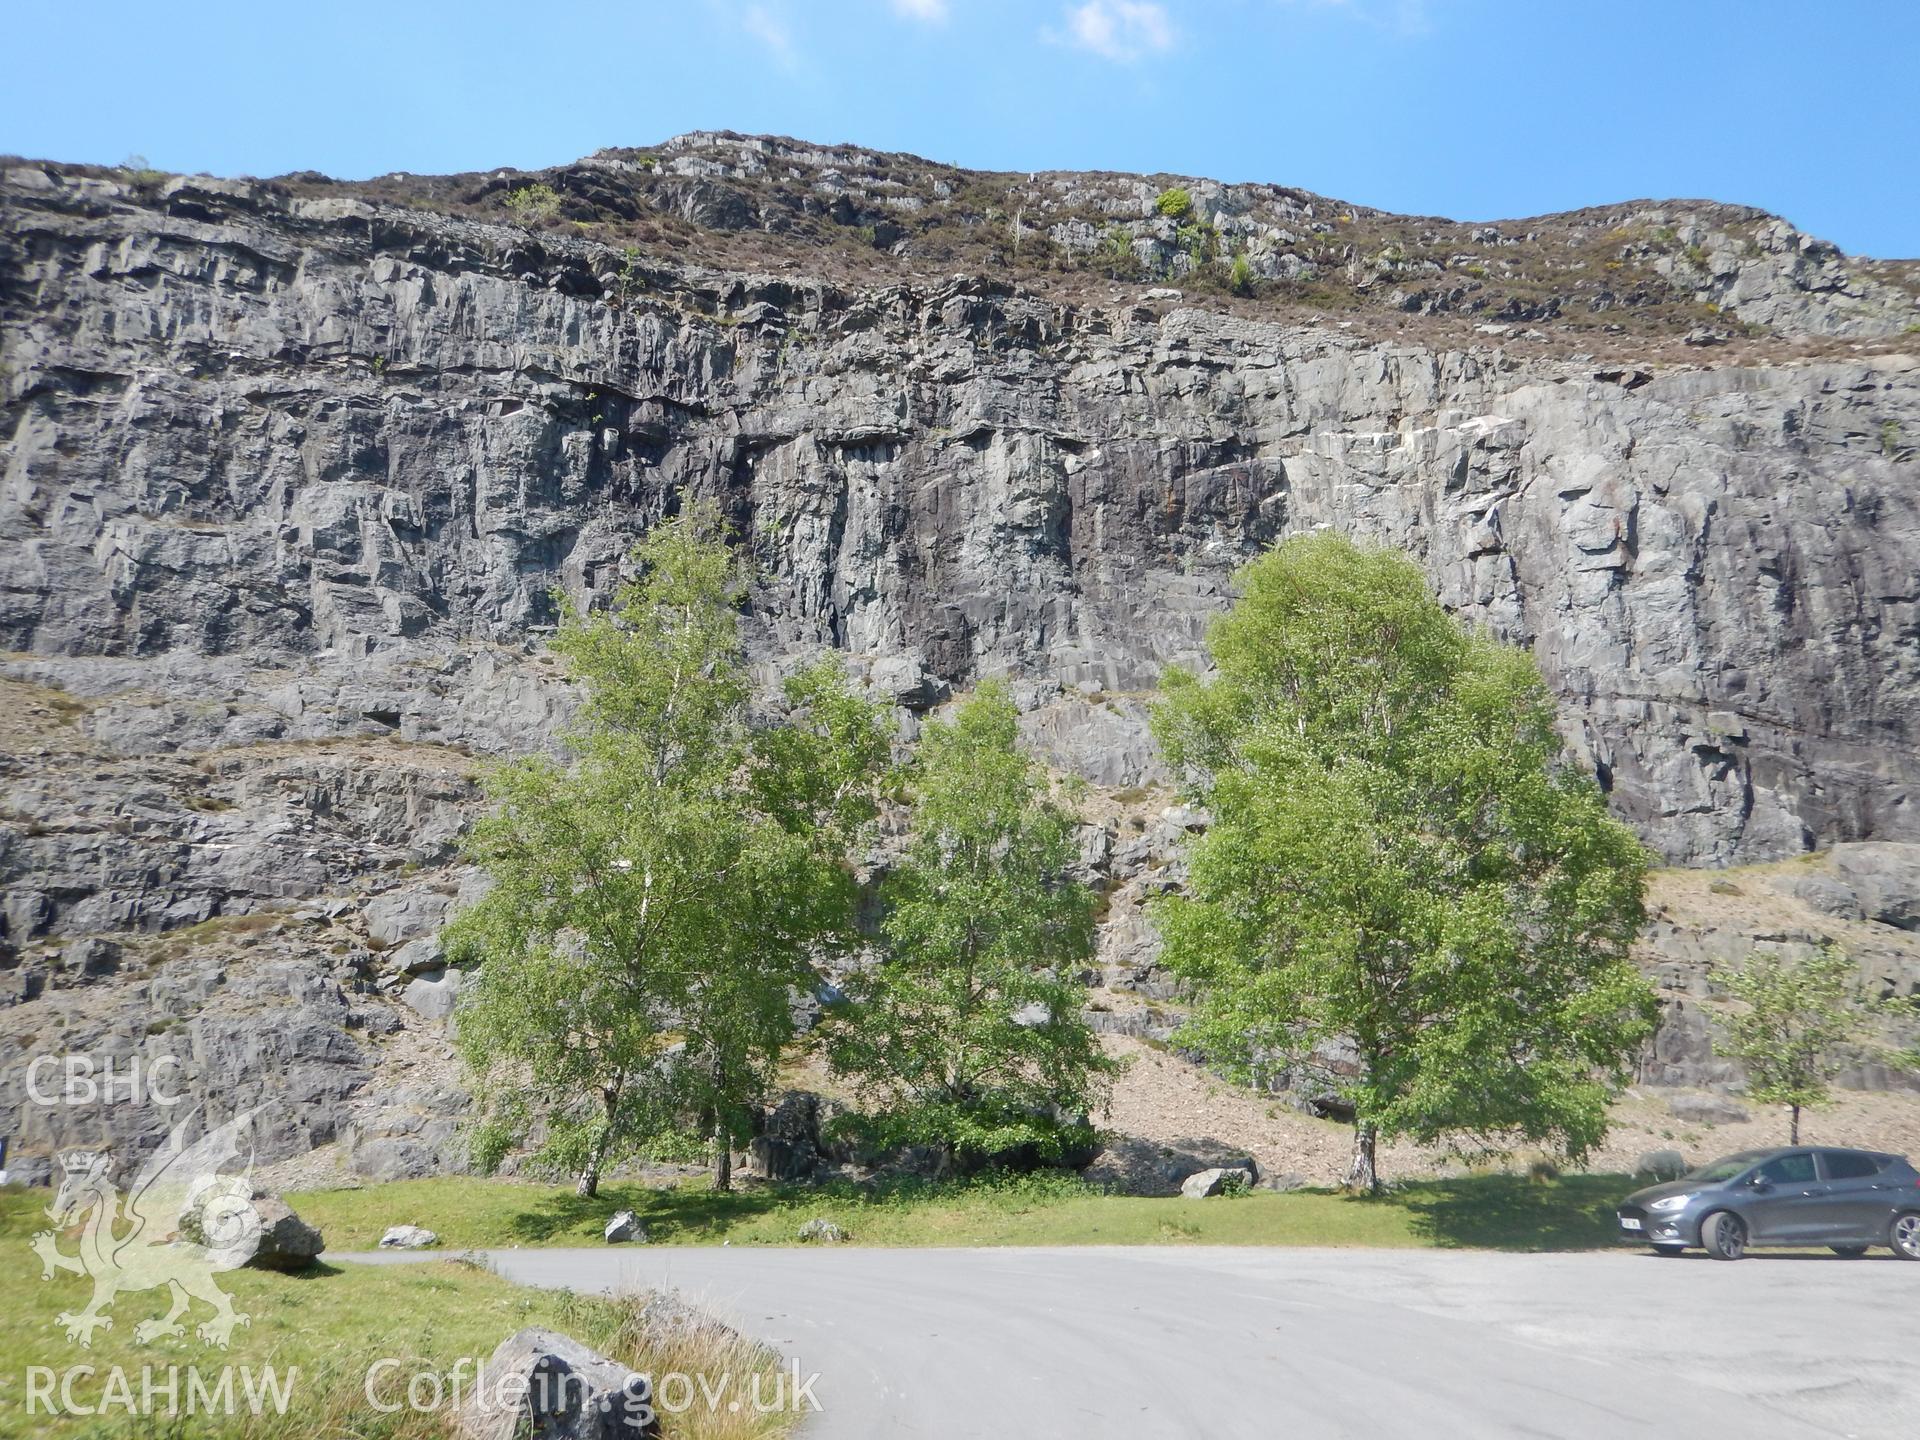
6, 0, 1917, 257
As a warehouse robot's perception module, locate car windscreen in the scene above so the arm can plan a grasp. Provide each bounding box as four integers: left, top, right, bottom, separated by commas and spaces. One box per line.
1686, 1152, 1770, 1182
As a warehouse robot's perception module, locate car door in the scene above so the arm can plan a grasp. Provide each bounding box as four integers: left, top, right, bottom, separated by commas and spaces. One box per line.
1817, 1151, 1897, 1240
1743, 1152, 1825, 1243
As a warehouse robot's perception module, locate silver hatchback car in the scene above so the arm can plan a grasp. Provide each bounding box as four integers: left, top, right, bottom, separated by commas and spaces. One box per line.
1617, 1146, 1920, 1260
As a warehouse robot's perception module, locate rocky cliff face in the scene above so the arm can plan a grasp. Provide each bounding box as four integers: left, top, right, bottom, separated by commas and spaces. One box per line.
3, 137, 1918, 1177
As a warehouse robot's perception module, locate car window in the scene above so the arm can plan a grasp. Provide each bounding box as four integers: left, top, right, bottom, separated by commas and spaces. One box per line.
1757, 1153, 1816, 1184
1686, 1152, 1770, 1182
1823, 1152, 1881, 1180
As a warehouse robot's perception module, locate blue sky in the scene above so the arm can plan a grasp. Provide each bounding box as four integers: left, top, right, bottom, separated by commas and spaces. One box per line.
6, 0, 1917, 257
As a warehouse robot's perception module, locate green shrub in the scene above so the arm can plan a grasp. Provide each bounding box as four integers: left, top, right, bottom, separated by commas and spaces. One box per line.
1227, 253, 1254, 296
1099, 226, 1144, 280
1155, 186, 1193, 221
504, 182, 560, 226
119, 153, 166, 188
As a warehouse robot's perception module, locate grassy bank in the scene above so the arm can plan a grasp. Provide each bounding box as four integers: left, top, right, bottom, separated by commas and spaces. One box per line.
0, 1189, 796, 1440
290, 1170, 1633, 1252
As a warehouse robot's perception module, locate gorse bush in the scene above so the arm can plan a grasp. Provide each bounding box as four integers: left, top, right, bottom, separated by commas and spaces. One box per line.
1155, 186, 1193, 220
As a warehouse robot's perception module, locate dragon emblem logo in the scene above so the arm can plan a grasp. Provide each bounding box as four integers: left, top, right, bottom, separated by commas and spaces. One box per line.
30, 1107, 266, 1348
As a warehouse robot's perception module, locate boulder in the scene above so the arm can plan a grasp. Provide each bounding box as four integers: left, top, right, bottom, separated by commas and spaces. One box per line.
1666, 1093, 1752, 1126
378, 1224, 439, 1249
796, 1218, 849, 1244
458, 1328, 659, 1440
401, 967, 463, 1022
1771, 873, 1864, 920
1634, 1150, 1690, 1182
748, 1090, 825, 1182
1081, 1137, 1258, 1198
1830, 843, 1920, 931
1180, 1165, 1256, 1198
179, 1187, 324, 1270
246, 1196, 325, 1271
388, 935, 448, 975
363, 885, 456, 951
868, 654, 946, 710
604, 1210, 645, 1244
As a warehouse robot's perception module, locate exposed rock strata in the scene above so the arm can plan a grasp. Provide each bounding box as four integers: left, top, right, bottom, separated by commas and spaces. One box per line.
3, 144, 1918, 1176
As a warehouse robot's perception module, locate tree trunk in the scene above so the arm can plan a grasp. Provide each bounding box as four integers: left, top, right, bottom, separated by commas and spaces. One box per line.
709, 1054, 733, 1193
1345, 1122, 1380, 1194
1789, 1103, 1801, 1145
576, 1080, 622, 1199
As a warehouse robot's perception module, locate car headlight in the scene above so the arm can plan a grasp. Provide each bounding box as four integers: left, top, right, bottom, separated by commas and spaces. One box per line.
1648, 1193, 1694, 1212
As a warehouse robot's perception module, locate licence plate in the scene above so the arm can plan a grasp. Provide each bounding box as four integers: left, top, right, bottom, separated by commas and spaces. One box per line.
1619, 1217, 1643, 1231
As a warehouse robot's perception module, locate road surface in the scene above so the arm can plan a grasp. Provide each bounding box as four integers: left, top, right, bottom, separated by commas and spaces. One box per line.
342, 1245, 1914, 1438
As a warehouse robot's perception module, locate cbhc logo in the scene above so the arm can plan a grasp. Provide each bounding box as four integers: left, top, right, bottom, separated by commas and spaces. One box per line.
26, 1055, 186, 1107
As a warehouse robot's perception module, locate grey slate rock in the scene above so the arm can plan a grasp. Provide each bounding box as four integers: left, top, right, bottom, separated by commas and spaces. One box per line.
1180, 1164, 1257, 1198
378, 1224, 439, 1249
458, 1327, 660, 1440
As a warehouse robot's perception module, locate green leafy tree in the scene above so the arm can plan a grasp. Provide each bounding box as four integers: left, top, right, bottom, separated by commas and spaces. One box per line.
1151, 533, 1656, 1191
449, 505, 887, 1196
1717, 943, 1875, 1143
504, 182, 560, 226
829, 683, 1114, 1171
1155, 186, 1194, 220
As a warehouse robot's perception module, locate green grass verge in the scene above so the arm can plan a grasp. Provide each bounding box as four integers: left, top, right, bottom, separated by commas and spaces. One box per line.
0, 1189, 796, 1440
289, 1170, 1634, 1252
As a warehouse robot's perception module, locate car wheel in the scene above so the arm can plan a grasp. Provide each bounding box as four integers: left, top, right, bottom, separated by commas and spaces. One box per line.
1891, 1213, 1920, 1261
1829, 1245, 1869, 1258
1700, 1211, 1746, 1261
1651, 1244, 1686, 1257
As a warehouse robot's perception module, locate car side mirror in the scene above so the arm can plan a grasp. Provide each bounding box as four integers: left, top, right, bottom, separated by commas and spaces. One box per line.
1747, 1177, 1771, 1191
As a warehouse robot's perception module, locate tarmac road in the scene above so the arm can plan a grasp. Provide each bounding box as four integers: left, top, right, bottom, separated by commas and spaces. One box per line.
342, 1245, 1914, 1438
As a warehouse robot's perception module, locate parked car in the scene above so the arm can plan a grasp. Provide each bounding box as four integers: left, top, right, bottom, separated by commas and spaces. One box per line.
1617, 1146, 1920, 1260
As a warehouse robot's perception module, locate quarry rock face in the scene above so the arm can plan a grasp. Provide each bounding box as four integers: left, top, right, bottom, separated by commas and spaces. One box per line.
2, 138, 1918, 1174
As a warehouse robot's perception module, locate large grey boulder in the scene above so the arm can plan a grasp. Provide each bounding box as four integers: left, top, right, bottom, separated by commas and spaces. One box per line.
246, 1197, 326, 1271
604, 1210, 645, 1244
1831, 843, 1920, 931
796, 1218, 849, 1244
458, 1328, 660, 1440
179, 1188, 324, 1271
1180, 1164, 1256, 1199
401, 967, 463, 1022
